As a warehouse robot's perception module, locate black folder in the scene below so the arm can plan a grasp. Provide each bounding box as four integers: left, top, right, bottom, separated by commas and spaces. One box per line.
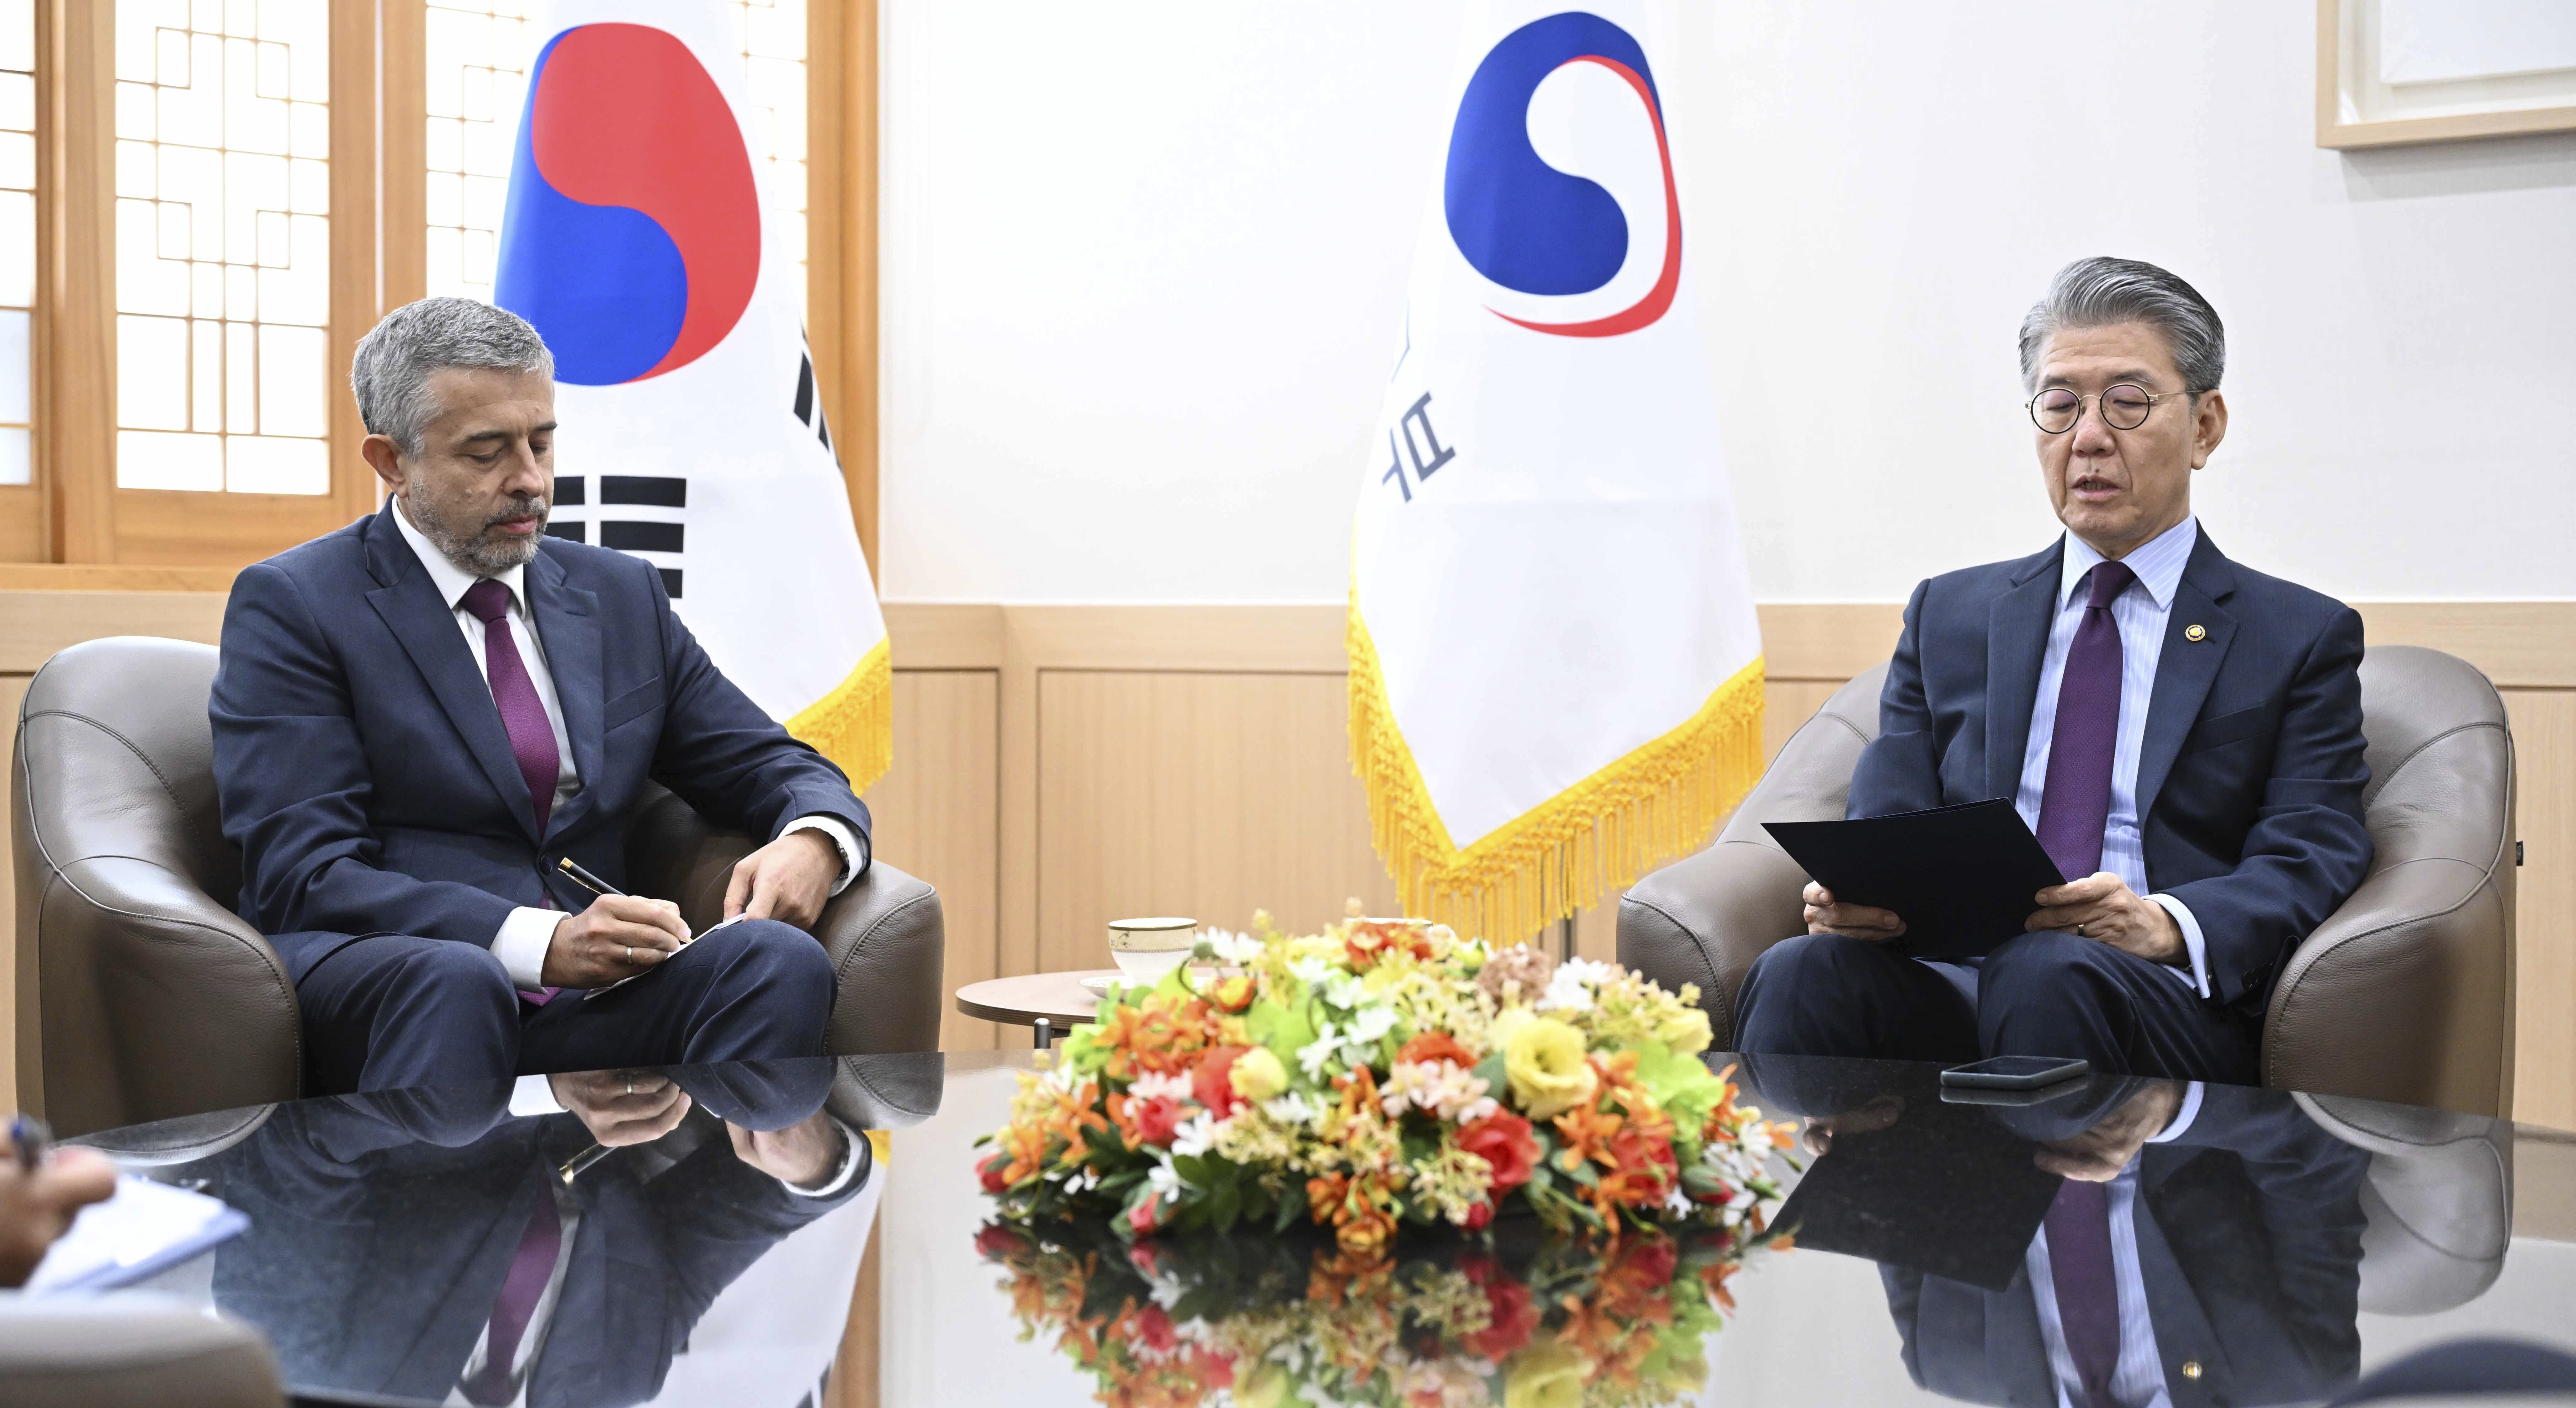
1763, 800, 2066, 961
1770, 1089, 2068, 1290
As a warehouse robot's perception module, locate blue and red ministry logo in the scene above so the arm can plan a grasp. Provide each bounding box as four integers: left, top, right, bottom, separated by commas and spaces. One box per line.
1443, 11, 1679, 338
494, 23, 761, 385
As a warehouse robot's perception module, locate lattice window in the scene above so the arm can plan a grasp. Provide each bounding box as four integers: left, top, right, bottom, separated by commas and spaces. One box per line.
0, 0, 34, 487
422, 1, 806, 312
112, 0, 332, 495
424, 0, 530, 302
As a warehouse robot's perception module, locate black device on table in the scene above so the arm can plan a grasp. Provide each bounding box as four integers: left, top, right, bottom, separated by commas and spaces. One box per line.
1939, 1055, 2090, 1090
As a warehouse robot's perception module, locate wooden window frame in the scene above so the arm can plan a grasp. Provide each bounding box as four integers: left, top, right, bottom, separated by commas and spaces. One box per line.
10, 0, 875, 579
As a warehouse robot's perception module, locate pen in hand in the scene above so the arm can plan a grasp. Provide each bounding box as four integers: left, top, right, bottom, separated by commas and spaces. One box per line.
556, 858, 692, 944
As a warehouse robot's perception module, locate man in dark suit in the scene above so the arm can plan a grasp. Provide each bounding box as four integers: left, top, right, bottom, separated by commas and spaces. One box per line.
212, 297, 871, 1093
1733, 257, 2372, 1084
205, 1061, 867, 1407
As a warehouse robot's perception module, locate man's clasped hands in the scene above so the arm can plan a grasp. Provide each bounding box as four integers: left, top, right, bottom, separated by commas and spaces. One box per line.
1802, 871, 2185, 965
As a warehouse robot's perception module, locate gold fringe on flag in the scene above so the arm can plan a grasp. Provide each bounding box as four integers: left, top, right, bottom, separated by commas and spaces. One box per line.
786, 636, 894, 793
1347, 599, 1765, 946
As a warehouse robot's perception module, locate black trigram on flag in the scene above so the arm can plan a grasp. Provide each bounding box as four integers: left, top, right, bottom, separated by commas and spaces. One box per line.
547, 473, 688, 599
793, 337, 834, 454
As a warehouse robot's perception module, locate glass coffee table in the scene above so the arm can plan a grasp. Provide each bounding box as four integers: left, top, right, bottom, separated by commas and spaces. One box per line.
66, 1051, 2576, 1406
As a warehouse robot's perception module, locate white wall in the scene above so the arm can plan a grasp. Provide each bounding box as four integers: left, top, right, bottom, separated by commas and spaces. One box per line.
878, 2, 2576, 605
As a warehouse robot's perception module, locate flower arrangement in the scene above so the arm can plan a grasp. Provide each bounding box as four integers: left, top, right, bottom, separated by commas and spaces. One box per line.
976, 912, 1795, 1257
974, 1213, 1773, 1408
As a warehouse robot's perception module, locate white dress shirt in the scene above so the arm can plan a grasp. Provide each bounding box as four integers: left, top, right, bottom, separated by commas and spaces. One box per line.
2023, 1082, 2207, 1408
2010, 516, 2212, 996
392, 501, 862, 989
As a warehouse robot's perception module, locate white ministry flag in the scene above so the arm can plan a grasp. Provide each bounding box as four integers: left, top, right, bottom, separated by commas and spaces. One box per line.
1349, 3, 1762, 943
493, 0, 890, 787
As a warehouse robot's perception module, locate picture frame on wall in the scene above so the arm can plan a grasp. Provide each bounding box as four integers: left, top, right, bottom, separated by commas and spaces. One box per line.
2318, 0, 2576, 149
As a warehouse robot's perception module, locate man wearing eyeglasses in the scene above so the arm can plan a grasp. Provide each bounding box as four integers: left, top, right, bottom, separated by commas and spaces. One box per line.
1732, 256, 2372, 1085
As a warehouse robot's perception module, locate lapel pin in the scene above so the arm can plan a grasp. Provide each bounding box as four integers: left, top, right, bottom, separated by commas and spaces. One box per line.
2184, 623, 2208, 642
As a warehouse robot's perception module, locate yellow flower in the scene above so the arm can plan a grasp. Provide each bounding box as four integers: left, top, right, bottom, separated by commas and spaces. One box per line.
1656, 1349, 1710, 1395
1654, 1006, 1714, 1055
1504, 1339, 1590, 1408
1505, 1017, 1598, 1120
1230, 1046, 1289, 1102
1236, 1363, 1291, 1408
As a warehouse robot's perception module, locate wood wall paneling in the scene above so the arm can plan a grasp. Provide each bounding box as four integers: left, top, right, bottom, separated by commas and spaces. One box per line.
861, 671, 1002, 1051
1035, 670, 1401, 975
2505, 689, 2575, 1131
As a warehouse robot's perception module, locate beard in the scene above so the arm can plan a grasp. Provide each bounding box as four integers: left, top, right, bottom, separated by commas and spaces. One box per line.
403, 482, 549, 576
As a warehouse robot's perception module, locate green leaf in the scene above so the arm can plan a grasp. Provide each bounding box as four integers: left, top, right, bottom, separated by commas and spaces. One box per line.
1246, 1000, 1317, 1067
1471, 1052, 1509, 1094
1272, 1181, 1310, 1232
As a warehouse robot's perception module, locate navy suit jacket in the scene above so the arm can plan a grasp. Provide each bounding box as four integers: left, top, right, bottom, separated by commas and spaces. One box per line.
1851, 529, 2371, 1011
1883, 1084, 2371, 1408
211, 502, 871, 984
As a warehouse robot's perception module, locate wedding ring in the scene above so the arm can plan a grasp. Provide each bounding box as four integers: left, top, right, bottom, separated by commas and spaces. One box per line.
625, 944, 634, 964
624, 1082, 634, 1096
2076, 922, 2087, 936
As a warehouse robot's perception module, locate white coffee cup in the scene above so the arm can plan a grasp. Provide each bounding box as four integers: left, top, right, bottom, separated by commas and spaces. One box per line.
1107, 917, 1197, 978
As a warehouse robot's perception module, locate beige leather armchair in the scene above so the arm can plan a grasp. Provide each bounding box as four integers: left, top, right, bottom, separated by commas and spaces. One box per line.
14, 636, 946, 1138
1620, 646, 2517, 1116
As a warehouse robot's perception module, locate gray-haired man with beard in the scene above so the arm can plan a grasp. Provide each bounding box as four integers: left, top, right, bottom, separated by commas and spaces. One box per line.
211, 297, 870, 1094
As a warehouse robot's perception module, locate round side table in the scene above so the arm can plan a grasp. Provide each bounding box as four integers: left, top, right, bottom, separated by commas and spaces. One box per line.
955, 970, 1126, 1047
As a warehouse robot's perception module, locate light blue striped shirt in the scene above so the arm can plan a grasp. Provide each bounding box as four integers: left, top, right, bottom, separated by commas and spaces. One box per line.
2011, 515, 2211, 996
2024, 1082, 2207, 1408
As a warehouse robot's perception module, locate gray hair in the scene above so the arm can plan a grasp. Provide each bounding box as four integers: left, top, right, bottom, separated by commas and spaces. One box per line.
351, 297, 555, 456
2017, 257, 2225, 395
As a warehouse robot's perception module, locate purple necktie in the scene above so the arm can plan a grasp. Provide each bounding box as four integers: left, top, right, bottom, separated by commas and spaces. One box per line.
462, 580, 562, 1004
461, 579, 560, 835
460, 1186, 564, 1405
2045, 1177, 2123, 1408
2035, 561, 2135, 881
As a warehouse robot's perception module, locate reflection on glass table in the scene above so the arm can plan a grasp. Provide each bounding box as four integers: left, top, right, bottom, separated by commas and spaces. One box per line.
71, 1051, 2576, 1407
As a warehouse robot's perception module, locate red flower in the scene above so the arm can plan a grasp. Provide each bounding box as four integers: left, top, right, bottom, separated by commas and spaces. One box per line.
1461, 1200, 1494, 1231
1134, 1303, 1178, 1352
978, 1153, 1011, 1193
971, 1223, 1027, 1260
1130, 1191, 1164, 1235
1456, 1111, 1540, 1193
1192, 1045, 1249, 1119
1128, 1096, 1182, 1147
1208, 974, 1258, 1013
1463, 1275, 1537, 1360
1397, 1031, 1477, 1070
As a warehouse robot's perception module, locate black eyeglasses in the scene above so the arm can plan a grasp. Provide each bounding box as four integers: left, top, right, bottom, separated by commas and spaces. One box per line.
2026, 383, 2192, 434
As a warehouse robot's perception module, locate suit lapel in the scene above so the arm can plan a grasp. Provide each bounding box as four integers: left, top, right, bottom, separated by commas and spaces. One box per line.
1985, 540, 2067, 803
2135, 534, 2240, 820
527, 549, 604, 843
361, 504, 543, 844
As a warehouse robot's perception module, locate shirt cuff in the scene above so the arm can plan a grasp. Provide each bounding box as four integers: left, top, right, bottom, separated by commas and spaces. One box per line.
783, 815, 866, 896
2145, 1081, 2205, 1144
782, 1117, 870, 1197
509, 1074, 565, 1118
494, 907, 564, 990
2146, 893, 2212, 998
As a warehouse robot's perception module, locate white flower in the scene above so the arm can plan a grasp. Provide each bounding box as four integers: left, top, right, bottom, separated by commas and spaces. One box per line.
1379, 1059, 1496, 1122
1537, 957, 1613, 1013
1297, 1022, 1346, 1080
1455, 1095, 1499, 1125
1322, 971, 1369, 1011
1348, 1004, 1398, 1044
1663, 1183, 1695, 1216
1170, 1112, 1222, 1158
1264, 1092, 1320, 1127
1148, 1156, 1185, 1198
1127, 1071, 1193, 1104
1200, 927, 1264, 963
1288, 956, 1333, 986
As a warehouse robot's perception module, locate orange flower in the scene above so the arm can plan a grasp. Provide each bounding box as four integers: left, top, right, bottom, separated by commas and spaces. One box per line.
1396, 1031, 1477, 1068
1207, 974, 1257, 1013
1303, 1168, 1404, 1259
1343, 918, 1435, 971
